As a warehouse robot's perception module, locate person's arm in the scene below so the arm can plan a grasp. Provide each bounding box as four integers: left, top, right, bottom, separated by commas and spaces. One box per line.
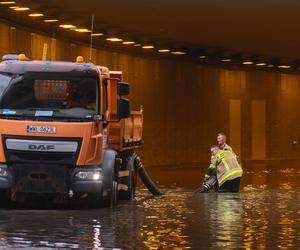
195, 158, 218, 193
205, 156, 217, 180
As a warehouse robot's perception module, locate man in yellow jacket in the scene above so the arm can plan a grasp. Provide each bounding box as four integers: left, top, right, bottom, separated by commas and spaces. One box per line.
217, 132, 234, 153
196, 145, 243, 193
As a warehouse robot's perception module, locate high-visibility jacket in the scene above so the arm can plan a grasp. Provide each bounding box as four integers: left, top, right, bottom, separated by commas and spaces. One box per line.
208, 150, 243, 186
219, 143, 235, 155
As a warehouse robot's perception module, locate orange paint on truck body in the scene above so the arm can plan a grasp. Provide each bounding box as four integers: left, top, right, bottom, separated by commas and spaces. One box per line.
0, 119, 103, 165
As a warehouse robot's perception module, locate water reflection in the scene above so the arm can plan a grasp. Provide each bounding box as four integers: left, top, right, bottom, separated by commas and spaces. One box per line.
0, 162, 299, 249
137, 190, 192, 249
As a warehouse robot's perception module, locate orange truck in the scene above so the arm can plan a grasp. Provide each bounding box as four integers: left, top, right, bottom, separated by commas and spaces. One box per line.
0, 54, 145, 206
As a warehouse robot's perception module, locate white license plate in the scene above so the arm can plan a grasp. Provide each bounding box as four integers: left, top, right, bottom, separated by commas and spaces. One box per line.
27, 125, 57, 134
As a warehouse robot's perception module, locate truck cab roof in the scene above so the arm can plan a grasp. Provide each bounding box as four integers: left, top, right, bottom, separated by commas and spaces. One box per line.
0, 58, 99, 77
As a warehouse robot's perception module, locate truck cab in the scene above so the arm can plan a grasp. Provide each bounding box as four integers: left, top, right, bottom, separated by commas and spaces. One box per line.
0, 54, 141, 206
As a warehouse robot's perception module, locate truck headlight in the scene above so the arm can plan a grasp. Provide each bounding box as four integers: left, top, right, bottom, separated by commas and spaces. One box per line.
75, 171, 103, 181
0, 167, 8, 177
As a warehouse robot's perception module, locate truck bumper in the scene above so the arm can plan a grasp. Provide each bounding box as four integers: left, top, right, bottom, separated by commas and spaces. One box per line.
71, 167, 104, 193
0, 164, 105, 195
0, 164, 13, 190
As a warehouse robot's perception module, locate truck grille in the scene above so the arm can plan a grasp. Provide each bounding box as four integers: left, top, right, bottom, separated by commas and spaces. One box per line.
2, 135, 82, 165
12, 163, 69, 194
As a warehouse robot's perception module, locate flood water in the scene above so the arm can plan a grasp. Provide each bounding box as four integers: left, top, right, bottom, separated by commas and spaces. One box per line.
0, 161, 300, 249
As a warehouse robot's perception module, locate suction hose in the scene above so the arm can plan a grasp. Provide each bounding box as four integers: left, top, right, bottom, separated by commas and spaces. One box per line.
195, 175, 217, 193
132, 154, 163, 196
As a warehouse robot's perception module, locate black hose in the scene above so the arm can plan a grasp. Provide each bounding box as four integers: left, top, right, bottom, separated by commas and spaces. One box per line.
195, 175, 217, 193
133, 154, 163, 196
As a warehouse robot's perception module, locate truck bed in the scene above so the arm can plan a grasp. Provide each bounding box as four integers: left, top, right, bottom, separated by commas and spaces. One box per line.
108, 110, 143, 151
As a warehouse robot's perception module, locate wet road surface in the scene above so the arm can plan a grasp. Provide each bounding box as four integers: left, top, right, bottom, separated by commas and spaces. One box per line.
0, 161, 300, 249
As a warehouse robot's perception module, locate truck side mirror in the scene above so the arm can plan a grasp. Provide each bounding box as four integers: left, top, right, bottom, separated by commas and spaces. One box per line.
117, 98, 130, 119
118, 82, 130, 96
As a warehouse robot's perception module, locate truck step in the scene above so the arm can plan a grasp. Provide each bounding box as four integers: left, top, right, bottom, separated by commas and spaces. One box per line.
118, 183, 128, 191
118, 170, 129, 177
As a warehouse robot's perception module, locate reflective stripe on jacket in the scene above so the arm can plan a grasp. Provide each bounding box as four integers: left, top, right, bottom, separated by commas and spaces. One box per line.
210, 150, 243, 186
219, 143, 236, 156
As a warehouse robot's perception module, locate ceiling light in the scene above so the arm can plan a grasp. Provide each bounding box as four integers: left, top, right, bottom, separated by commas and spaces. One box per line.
278, 65, 291, 69
59, 24, 77, 29
158, 49, 170, 53
0, 1, 16, 4
106, 37, 123, 42
256, 63, 267, 66
122, 41, 135, 45
267, 65, 275, 68
91, 33, 104, 36
134, 44, 141, 47
199, 55, 206, 59
242, 61, 254, 65
29, 13, 44, 17
44, 19, 59, 23
14, 7, 30, 11
74, 28, 91, 33
171, 51, 186, 55
9, 6, 18, 9
221, 58, 232, 62
142, 45, 154, 49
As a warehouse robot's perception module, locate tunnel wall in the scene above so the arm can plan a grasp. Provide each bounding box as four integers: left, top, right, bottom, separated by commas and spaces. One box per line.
1, 21, 300, 167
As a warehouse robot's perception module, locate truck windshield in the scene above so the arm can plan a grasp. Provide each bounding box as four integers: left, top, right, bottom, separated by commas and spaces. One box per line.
0, 73, 99, 119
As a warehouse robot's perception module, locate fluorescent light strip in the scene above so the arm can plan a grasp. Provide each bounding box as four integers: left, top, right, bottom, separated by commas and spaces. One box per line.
122, 41, 135, 45
0, 1, 16, 4
106, 37, 123, 42
278, 65, 291, 69
29, 13, 44, 17
59, 24, 76, 29
91, 33, 104, 37
242, 61, 254, 65
74, 28, 91, 33
44, 19, 59, 23
14, 7, 29, 11
142, 45, 154, 49
171, 51, 186, 55
158, 49, 170, 53
256, 63, 267, 66
221, 58, 232, 62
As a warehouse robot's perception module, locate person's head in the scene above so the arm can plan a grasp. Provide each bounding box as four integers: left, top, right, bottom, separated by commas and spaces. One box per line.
217, 132, 226, 146
210, 145, 220, 156
81, 89, 95, 103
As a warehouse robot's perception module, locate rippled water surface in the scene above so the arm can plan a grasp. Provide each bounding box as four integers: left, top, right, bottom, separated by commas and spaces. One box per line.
0, 161, 300, 249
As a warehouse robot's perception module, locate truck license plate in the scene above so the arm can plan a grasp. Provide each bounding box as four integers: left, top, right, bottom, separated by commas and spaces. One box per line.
27, 125, 57, 134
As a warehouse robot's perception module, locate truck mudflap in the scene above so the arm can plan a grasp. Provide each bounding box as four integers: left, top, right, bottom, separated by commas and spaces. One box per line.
71, 149, 117, 195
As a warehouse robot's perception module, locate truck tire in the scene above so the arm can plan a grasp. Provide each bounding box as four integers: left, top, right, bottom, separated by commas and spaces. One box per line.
110, 180, 118, 206
101, 174, 118, 207
118, 153, 136, 200
101, 149, 118, 207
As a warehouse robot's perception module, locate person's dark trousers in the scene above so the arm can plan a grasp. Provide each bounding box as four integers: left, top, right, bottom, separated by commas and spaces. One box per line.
218, 177, 241, 192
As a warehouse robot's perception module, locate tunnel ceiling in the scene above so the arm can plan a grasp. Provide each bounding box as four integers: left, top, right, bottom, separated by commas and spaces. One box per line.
1, 0, 300, 69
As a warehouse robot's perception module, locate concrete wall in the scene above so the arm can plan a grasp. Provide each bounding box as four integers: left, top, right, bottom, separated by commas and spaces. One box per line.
1, 21, 300, 166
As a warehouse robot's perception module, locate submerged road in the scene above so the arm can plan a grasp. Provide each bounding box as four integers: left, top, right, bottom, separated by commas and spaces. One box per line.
0, 162, 299, 249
